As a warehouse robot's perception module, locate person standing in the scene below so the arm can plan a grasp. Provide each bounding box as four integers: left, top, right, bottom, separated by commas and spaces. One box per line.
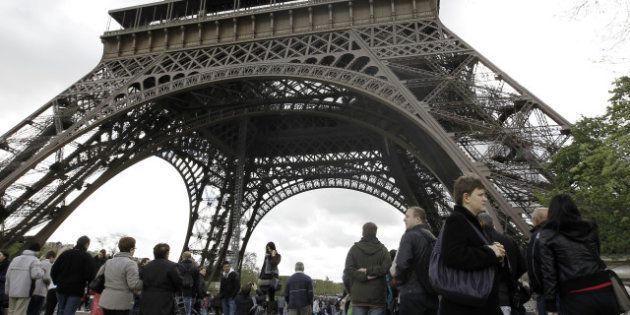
438, 174, 506, 315
344, 222, 392, 315
259, 242, 281, 310
284, 262, 313, 315
51, 235, 96, 315
393, 207, 438, 315
26, 251, 56, 315
97, 236, 142, 315
538, 194, 619, 315
93, 250, 108, 272
220, 261, 239, 315
1, 250, 11, 315
139, 243, 182, 315
234, 283, 259, 315
526, 207, 549, 315
477, 212, 527, 315
4, 242, 45, 315
177, 252, 201, 315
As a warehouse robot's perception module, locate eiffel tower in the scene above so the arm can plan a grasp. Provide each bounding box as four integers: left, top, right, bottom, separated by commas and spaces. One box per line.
0, 0, 570, 277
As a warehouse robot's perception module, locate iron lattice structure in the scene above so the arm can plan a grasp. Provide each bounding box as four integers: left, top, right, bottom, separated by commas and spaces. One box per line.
0, 0, 570, 276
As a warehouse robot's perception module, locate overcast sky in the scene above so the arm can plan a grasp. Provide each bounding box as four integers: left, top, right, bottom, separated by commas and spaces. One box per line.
0, 0, 627, 282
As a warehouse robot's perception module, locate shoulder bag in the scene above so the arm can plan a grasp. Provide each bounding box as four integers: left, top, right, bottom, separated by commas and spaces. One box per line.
89, 263, 106, 294
608, 269, 630, 313
428, 218, 496, 306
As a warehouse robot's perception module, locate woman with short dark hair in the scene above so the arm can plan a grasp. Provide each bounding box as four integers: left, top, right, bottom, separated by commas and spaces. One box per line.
98, 236, 142, 315
538, 194, 619, 314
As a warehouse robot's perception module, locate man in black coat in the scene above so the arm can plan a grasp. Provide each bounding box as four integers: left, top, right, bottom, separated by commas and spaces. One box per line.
478, 212, 527, 314
220, 261, 239, 315
526, 207, 549, 315
51, 235, 96, 315
139, 243, 183, 315
393, 206, 438, 315
284, 262, 314, 315
438, 175, 506, 315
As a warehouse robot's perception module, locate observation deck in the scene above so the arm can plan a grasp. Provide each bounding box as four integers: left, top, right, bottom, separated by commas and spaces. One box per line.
102, 0, 440, 59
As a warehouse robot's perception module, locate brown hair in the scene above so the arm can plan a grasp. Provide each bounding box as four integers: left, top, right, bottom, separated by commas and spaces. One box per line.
453, 174, 485, 205
118, 236, 136, 252
153, 243, 170, 259
407, 206, 427, 223
362, 222, 378, 237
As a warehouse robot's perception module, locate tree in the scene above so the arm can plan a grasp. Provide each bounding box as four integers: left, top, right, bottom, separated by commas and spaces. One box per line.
542, 76, 630, 254
565, 0, 630, 64
240, 251, 260, 286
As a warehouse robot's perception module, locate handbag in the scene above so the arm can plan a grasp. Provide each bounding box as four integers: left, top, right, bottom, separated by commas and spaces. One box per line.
429, 218, 496, 307
89, 263, 106, 294
608, 269, 630, 313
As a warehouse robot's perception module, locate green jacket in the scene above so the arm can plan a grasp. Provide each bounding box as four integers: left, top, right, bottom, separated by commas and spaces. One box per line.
343, 237, 392, 306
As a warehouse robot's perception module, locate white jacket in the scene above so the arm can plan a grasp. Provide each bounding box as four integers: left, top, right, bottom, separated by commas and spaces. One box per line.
5, 250, 45, 298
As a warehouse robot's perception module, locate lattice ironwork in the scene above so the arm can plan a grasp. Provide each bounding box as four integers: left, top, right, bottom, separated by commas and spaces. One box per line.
0, 0, 571, 274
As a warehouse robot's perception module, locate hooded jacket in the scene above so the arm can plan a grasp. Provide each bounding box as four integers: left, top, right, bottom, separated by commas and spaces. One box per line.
343, 236, 392, 306
538, 220, 607, 311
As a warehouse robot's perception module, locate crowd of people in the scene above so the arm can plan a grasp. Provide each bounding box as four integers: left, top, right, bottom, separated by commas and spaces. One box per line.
0, 174, 627, 315
339, 174, 625, 315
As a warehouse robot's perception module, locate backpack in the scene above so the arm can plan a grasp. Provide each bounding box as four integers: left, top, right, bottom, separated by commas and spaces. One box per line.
179, 264, 195, 289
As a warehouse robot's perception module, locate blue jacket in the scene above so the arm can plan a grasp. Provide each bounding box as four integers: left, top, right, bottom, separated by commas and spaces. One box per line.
284, 272, 313, 309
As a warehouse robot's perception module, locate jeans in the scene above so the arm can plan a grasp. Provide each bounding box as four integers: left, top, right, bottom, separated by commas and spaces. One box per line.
221, 298, 235, 315
352, 306, 385, 315
56, 293, 83, 315
182, 296, 194, 315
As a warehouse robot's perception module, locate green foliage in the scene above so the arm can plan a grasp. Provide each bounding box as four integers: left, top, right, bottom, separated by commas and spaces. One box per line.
543, 76, 630, 254
240, 252, 260, 287
312, 277, 344, 295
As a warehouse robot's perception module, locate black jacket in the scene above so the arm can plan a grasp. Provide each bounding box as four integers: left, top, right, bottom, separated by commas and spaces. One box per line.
284, 272, 314, 309
526, 225, 544, 294
0, 259, 9, 307
344, 236, 392, 307
220, 270, 240, 299
394, 224, 438, 309
485, 228, 526, 307
539, 220, 608, 311
439, 205, 501, 315
139, 258, 183, 315
259, 253, 281, 280
235, 291, 256, 315
177, 259, 201, 297
51, 247, 96, 296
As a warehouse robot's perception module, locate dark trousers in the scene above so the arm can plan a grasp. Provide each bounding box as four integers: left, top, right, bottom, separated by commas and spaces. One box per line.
44, 289, 57, 315
558, 287, 619, 315
399, 293, 437, 315
27, 295, 46, 315
104, 309, 130, 315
